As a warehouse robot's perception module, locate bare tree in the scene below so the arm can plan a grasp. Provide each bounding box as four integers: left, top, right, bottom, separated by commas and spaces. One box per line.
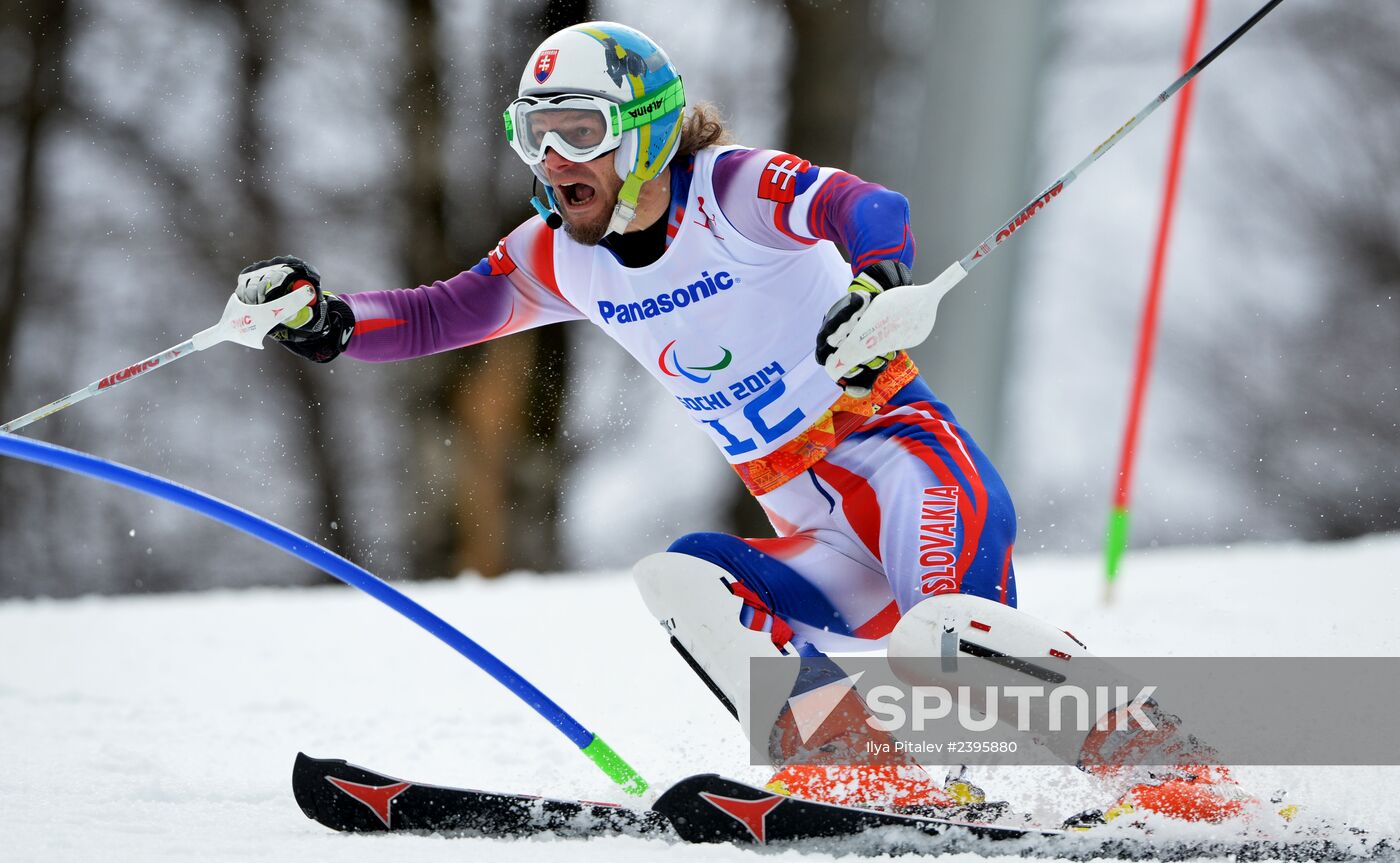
398, 0, 589, 580
0, 0, 67, 410
0, 0, 71, 556
781, 0, 875, 170
218, 0, 357, 572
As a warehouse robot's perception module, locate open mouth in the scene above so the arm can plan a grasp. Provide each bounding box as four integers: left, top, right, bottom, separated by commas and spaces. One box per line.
558, 181, 597, 208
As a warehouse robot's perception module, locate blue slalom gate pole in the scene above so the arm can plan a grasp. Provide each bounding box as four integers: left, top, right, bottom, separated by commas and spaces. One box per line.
0, 432, 647, 795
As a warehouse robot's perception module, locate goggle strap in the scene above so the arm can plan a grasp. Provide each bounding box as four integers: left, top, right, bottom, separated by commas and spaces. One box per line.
616, 77, 685, 134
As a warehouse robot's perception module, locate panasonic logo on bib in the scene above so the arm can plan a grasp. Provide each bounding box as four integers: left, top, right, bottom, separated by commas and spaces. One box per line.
598, 270, 736, 325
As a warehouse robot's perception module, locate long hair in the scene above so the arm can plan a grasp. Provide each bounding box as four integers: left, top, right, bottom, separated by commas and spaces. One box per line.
675, 101, 734, 157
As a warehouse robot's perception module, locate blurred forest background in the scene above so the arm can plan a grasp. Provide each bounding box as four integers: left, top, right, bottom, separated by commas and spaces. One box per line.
0, 0, 1395, 598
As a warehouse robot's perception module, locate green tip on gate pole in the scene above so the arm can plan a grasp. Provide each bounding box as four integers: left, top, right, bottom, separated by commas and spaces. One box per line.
1104, 506, 1131, 603
583, 736, 649, 796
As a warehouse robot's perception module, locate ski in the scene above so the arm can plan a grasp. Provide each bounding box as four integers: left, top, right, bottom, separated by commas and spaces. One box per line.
291, 752, 672, 839
293, 754, 1390, 860
655, 772, 1060, 852
654, 773, 1389, 861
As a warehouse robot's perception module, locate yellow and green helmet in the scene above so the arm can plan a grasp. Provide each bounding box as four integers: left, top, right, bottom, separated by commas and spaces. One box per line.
505, 22, 686, 235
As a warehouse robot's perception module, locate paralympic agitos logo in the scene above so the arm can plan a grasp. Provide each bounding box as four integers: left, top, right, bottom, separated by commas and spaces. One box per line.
658, 340, 733, 384
597, 270, 737, 325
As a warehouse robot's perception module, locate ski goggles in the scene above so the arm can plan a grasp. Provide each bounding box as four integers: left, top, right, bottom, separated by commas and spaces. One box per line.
503, 77, 685, 166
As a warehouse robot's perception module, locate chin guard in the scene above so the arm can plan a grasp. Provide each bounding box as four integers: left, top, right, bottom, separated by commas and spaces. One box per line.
607, 174, 645, 236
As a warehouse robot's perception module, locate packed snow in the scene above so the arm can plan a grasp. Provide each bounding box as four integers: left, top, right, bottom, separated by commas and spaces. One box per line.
4, 533, 1399, 861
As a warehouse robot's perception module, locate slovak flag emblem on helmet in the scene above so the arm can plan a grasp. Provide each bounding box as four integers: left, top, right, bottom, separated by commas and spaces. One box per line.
533, 49, 559, 84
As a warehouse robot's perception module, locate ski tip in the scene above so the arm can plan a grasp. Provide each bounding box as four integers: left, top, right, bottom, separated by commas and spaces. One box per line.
291, 752, 336, 820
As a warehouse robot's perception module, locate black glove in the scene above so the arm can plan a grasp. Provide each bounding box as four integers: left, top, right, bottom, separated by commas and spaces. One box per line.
815, 260, 913, 397
235, 255, 355, 363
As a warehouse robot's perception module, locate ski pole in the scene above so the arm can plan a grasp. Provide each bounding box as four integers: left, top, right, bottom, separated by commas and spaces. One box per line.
824, 0, 1285, 379
0, 432, 650, 796
1, 285, 317, 433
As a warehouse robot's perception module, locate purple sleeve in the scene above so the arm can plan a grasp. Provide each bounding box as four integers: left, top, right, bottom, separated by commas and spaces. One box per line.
711, 147, 915, 274
342, 221, 583, 362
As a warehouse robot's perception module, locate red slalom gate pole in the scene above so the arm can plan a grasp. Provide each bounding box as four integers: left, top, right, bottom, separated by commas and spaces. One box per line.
1105, 0, 1210, 601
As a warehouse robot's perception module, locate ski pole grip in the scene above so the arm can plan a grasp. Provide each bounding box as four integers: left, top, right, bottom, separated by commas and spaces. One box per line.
824, 259, 969, 381
582, 735, 649, 796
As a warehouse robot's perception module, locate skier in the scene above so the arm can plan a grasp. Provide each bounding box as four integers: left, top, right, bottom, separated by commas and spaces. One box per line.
236, 21, 1242, 826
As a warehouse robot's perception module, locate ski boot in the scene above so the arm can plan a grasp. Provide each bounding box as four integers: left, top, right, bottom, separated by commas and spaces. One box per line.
1065, 764, 1252, 828
763, 676, 1008, 820
1067, 699, 1253, 828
